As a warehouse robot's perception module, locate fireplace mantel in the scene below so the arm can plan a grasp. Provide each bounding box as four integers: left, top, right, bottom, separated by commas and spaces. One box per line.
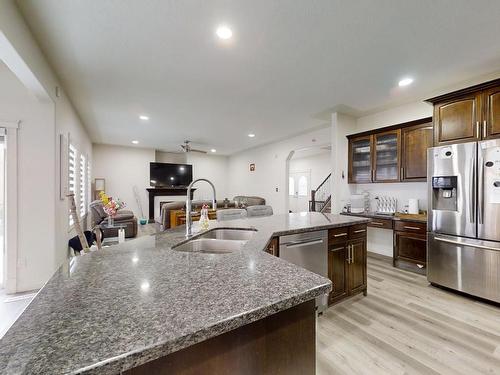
146, 187, 196, 222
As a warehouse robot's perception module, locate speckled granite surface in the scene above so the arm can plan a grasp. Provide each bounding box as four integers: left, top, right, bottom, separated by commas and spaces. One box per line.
0, 213, 368, 374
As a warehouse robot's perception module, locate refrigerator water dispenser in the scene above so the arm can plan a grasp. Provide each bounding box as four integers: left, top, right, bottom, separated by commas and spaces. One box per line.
431, 176, 457, 211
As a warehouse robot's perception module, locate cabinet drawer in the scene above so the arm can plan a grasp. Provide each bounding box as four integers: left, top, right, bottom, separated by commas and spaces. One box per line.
329, 227, 349, 243
349, 224, 368, 239
394, 220, 426, 234
367, 218, 393, 229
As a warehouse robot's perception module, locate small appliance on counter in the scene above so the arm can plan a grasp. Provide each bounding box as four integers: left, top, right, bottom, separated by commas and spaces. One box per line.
408, 198, 419, 214
350, 194, 365, 213
375, 196, 397, 215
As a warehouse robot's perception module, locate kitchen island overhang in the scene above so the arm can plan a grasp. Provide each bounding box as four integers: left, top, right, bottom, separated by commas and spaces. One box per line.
0, 213, 369, 374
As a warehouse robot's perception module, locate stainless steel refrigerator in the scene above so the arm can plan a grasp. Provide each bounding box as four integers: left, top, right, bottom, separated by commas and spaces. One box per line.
428, 140, 500, 303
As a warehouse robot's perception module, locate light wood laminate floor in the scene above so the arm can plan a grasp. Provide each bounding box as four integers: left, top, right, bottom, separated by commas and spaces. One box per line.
317, 253, 500, 375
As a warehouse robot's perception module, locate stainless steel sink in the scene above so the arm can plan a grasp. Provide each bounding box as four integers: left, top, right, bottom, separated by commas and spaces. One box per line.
197, 228, 256, 241
173, 238, 246, 254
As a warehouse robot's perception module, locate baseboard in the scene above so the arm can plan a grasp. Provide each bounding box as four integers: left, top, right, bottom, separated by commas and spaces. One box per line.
367, 251, 392, 261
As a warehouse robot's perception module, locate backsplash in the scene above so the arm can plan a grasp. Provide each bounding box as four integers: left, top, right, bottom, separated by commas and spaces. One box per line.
347, 182, 428, 213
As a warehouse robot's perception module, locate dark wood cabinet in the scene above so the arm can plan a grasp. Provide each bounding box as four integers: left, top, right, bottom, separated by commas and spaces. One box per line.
427, 78, 500, 145
401, 122, 433, 181
348, 238, 367, 295
373, 130, 401, 182
328, 243, 348, 303
348, 135, 372, 183
483, 86, 500, 139
328, 225, 367, 305
266, 237, 279, 256
433, 93, 481, 145
347, 117, 432, 184
393, 220, 427, 272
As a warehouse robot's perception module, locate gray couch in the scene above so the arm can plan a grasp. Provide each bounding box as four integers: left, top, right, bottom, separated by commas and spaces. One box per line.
90, 200, 138, 238
158, 196, 266, 230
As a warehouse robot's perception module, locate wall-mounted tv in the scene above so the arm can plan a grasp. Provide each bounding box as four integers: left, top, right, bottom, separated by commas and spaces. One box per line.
150, 162, 193, 187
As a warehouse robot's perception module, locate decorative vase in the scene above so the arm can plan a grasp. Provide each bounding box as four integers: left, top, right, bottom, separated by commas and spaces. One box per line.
107, 215, 114, 227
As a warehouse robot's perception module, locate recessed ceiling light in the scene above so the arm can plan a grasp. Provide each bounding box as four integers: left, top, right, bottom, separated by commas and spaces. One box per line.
132, 140, 139, 144
248, 133, 255, 138
216, 25, 232, 40
139, 115, 149, 120
398, 77, 414, 87
210, 149, 217, 153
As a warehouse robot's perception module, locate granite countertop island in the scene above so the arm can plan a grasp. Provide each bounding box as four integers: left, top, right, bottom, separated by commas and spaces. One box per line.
0, 212, 368, 374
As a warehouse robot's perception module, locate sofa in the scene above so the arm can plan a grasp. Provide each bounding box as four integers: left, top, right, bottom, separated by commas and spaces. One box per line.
158, 196, 266, 230
90, 200, 138, 238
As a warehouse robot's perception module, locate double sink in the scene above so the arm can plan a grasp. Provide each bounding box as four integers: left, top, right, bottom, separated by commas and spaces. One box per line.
173, 228, 256, 254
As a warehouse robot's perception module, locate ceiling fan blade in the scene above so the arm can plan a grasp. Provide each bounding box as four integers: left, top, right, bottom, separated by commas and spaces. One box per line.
191, 149, 207, 154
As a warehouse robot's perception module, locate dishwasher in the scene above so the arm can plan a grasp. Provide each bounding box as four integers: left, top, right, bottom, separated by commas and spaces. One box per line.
279, 230, 329, 313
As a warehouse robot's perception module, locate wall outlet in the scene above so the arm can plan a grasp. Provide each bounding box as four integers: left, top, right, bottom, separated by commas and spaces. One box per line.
275, 187, 279, 192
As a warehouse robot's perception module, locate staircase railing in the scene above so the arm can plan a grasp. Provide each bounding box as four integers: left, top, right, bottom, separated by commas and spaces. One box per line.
309, 173, 331, 212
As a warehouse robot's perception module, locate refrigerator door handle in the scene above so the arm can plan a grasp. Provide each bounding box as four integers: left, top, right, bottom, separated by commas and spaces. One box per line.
469, 157, 475, 224
478, 150, 484, 225
434, 236, 500, 253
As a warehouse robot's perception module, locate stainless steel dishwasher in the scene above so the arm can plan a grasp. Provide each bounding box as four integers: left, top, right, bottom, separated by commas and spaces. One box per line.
279, 230, 329, 313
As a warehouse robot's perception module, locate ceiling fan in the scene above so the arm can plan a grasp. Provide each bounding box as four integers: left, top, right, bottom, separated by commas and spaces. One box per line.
180, 140, 207, 154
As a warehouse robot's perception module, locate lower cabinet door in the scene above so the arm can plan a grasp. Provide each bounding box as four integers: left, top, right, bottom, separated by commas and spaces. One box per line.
394, 231, 427, 265
328, 243, 348, 303
348, 238, 367, 295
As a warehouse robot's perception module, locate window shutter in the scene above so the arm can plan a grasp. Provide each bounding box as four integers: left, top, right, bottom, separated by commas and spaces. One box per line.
79, 154, 86, 216
68, 144, 77, 226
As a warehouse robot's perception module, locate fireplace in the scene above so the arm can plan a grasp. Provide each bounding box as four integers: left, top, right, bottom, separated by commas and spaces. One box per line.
146, 187, 196, 222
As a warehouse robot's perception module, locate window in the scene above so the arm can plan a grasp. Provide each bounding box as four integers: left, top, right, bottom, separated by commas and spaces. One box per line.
298, 175, 308, 196
79, 154, 86, 217
68, 143, 77, 226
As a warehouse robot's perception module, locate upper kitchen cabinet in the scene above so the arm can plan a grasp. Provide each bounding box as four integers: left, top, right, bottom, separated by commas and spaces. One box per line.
483, 86, 500, 139
427, 78, 500, 145
347, 117, 432, 184
348, 135, 372, 183
401, 122, 433, 181
433, 93, 481, 145
373, 130, 401, 182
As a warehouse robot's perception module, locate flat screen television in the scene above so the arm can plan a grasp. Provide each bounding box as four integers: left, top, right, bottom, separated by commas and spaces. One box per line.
150, 162, 193, 187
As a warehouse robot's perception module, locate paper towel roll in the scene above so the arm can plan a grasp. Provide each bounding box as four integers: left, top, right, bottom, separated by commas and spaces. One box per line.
408, 199, 419, 214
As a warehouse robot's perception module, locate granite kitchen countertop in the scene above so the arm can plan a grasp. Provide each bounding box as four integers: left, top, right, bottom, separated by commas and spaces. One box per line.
341, 211, 427, 224
0, 212, 368, 375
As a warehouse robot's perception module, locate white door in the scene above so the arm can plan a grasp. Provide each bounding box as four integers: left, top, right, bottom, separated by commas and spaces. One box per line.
0, 130, 5, 288
288, 171, 310, 213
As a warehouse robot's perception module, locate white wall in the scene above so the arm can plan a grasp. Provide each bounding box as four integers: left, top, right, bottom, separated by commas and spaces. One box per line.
332, 101, 433, 257
289, 151, 331, 190
0, 0, 92, 292
93, 144, 155, 219
228, 127, 331, 214
93, 146, 230, 218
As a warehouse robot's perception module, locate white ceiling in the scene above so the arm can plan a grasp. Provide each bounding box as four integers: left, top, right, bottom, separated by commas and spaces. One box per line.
16, 0, 500, 154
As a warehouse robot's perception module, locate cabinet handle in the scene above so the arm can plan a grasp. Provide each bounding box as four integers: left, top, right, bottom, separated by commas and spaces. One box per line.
476, 121, 480, 139
354, 229, 367, 233
330, 247, 344, 252
333, 232, 348, 237
352, 244, 355, 264
483, 120, 487, 138
371, 221, 384, 226
403, 226, 421, 230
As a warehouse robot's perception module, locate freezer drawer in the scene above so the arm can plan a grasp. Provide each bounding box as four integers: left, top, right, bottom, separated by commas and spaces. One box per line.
428, 232, 500, 303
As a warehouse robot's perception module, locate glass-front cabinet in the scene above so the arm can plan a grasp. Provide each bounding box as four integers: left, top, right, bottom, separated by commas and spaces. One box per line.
348, 135, 372, 183
373, 130, 401, 182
